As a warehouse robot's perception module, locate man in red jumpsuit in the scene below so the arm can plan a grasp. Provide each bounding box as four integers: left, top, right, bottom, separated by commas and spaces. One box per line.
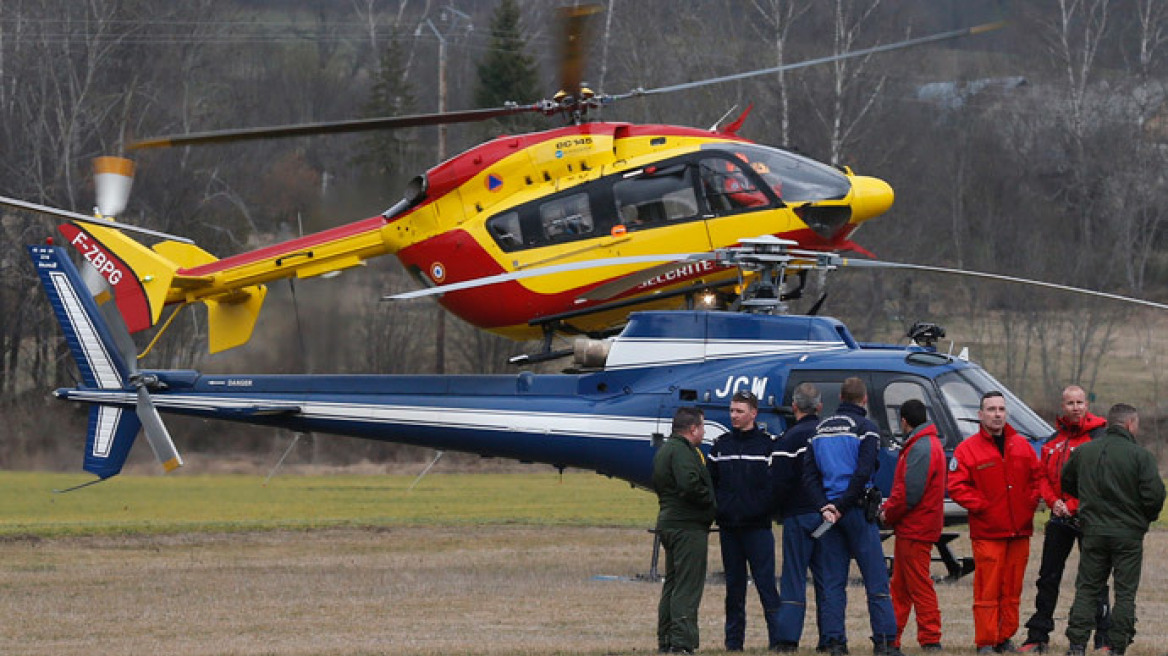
880, 399, 946, 652
1020, 385, 1110, 653
948, 391, 1041, 654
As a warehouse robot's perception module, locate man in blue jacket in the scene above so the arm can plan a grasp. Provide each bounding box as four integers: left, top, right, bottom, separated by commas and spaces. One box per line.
805, 377, 901, 656
708, 389, 782, 651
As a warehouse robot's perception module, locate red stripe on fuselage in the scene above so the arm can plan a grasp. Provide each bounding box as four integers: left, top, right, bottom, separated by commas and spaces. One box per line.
179, 216, 388, 276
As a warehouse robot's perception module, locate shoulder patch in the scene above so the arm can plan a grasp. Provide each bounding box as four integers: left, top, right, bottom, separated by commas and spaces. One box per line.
948, 456, 958, 472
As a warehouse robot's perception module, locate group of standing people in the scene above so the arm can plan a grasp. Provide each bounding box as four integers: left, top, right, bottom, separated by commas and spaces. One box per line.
652, 381, 1164, 656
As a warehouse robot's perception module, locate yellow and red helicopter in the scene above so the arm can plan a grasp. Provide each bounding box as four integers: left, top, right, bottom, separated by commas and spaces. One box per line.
1, 11, 1004, 354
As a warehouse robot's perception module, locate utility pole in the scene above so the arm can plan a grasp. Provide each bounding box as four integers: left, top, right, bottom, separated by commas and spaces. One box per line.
416, 6, 472, 374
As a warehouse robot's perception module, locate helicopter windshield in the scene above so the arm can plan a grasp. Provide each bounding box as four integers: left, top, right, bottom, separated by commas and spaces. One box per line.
702, 144, 851, 202
937, 368, 1054, 441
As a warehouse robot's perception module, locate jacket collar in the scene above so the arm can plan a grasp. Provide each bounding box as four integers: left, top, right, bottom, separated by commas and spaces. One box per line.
904, 421, 937, 449
838, 401, 868, 417
1104, 425, 1136, 443
1056, 411, 1106, 437
975, 421, 1019, 444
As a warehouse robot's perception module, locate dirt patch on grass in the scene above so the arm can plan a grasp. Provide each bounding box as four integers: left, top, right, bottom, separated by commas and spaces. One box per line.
2, 526, 1167, 655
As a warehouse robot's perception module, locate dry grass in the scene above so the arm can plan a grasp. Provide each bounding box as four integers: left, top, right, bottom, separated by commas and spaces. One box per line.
3, 526, 1168, 656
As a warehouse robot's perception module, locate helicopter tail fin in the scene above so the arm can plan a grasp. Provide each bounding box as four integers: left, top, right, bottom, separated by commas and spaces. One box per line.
28, 243, 147, 479
57, 223, 268, 353
57, 222, 181, 334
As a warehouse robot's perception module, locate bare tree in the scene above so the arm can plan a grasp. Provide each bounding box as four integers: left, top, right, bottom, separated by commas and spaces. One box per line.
749, 0, 811, 146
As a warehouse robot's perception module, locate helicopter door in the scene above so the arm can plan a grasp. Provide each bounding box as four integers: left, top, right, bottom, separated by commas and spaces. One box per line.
699, 155, 783, 248
601, 163, 713, 281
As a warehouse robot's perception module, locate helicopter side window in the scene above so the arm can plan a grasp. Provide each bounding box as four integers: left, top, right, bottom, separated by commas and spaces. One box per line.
882, 380, 935, 446
486, 211, 524, 251
701, 143, 850, 202
612, 166, 699, 229
936, 368, 1054, 450
540, 193, 594, 242
698, 157, 774, 214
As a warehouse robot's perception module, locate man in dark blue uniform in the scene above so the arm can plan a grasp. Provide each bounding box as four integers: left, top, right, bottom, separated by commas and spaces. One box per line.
772, 382, 828, 652
805, 377, 901, 656
708, 389, 782, 651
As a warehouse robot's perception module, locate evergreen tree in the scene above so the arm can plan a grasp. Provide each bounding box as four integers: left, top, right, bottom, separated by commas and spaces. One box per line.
356, 36, 417, 183
474, 0, 542, 132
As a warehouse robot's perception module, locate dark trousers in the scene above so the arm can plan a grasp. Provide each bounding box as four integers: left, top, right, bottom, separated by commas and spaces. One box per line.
658, 527, 710, 652
819, 509, 897, 646
720, 526, 782, 650
776, 512, 829, 647
1066, 533, 1144, 652
1025, 518, 1111, 646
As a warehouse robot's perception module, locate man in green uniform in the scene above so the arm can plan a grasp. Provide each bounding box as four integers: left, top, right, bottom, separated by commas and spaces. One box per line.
655, 406, 717, 654
1062, 404, 1165, 656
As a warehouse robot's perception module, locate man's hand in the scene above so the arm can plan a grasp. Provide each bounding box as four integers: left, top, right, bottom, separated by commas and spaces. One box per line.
1053, 499, 1070, 518
821, 503, 841, 523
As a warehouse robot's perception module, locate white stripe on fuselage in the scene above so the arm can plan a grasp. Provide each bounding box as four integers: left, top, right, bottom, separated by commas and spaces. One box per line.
605, 338, 848, 369
61, 390, 731, 442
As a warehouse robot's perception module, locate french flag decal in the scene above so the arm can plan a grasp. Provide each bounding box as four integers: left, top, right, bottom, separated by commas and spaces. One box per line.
486, 174, 503, 191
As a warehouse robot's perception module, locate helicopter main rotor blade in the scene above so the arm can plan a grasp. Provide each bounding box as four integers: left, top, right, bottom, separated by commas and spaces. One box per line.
608, 21, 1006, 101
576, 255, 723, 302
559, 4, 601, 96
0, 194, 194, 243
384, 253, 706, 301
129, 104, 546, 150
836, 257, 1168, 312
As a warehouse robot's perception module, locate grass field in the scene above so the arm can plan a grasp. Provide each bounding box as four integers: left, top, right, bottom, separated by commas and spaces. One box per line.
2, 471, 1167, 656
0, 470, 656, 537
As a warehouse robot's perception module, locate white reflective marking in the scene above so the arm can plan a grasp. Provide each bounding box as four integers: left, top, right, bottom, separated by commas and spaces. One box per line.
50, 271, 121, 389
92, 405, 121, 457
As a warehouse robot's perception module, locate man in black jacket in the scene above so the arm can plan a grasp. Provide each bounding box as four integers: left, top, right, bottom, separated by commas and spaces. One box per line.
708, 389, 782, 651
654, 406, 717, 655
1062, 404, 1165, 656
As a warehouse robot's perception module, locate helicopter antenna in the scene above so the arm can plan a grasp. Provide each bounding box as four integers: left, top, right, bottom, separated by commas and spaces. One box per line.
709, 105, 739, 132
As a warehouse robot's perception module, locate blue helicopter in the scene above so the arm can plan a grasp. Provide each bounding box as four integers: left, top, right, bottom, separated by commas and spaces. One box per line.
31, 237, 1068, 579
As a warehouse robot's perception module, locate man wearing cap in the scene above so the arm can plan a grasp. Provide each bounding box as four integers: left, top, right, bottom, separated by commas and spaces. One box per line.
708, 389, 782, 651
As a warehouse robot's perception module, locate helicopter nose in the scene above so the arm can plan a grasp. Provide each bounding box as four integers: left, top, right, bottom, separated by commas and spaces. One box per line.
849, 175, 895, 224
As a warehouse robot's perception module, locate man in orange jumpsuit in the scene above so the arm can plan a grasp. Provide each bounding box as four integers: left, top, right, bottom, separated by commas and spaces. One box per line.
880, 399, 946, 652
948, 391, 1041, 654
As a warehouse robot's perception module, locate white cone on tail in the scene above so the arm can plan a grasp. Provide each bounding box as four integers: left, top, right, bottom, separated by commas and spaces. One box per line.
94, 156, 135, 218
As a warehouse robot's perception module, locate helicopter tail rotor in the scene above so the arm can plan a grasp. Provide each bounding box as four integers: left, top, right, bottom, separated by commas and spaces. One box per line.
28, 244, 184, 479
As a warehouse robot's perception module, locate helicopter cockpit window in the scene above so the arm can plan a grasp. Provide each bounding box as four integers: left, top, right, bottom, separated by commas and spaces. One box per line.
540, 192, 595, 242
699, 157, 775, 214
937, 368, 1054, 445
882, 380, 934, 446
702, 143, 851, 202
612, 166, 699, 228
487, 211, 524, 251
